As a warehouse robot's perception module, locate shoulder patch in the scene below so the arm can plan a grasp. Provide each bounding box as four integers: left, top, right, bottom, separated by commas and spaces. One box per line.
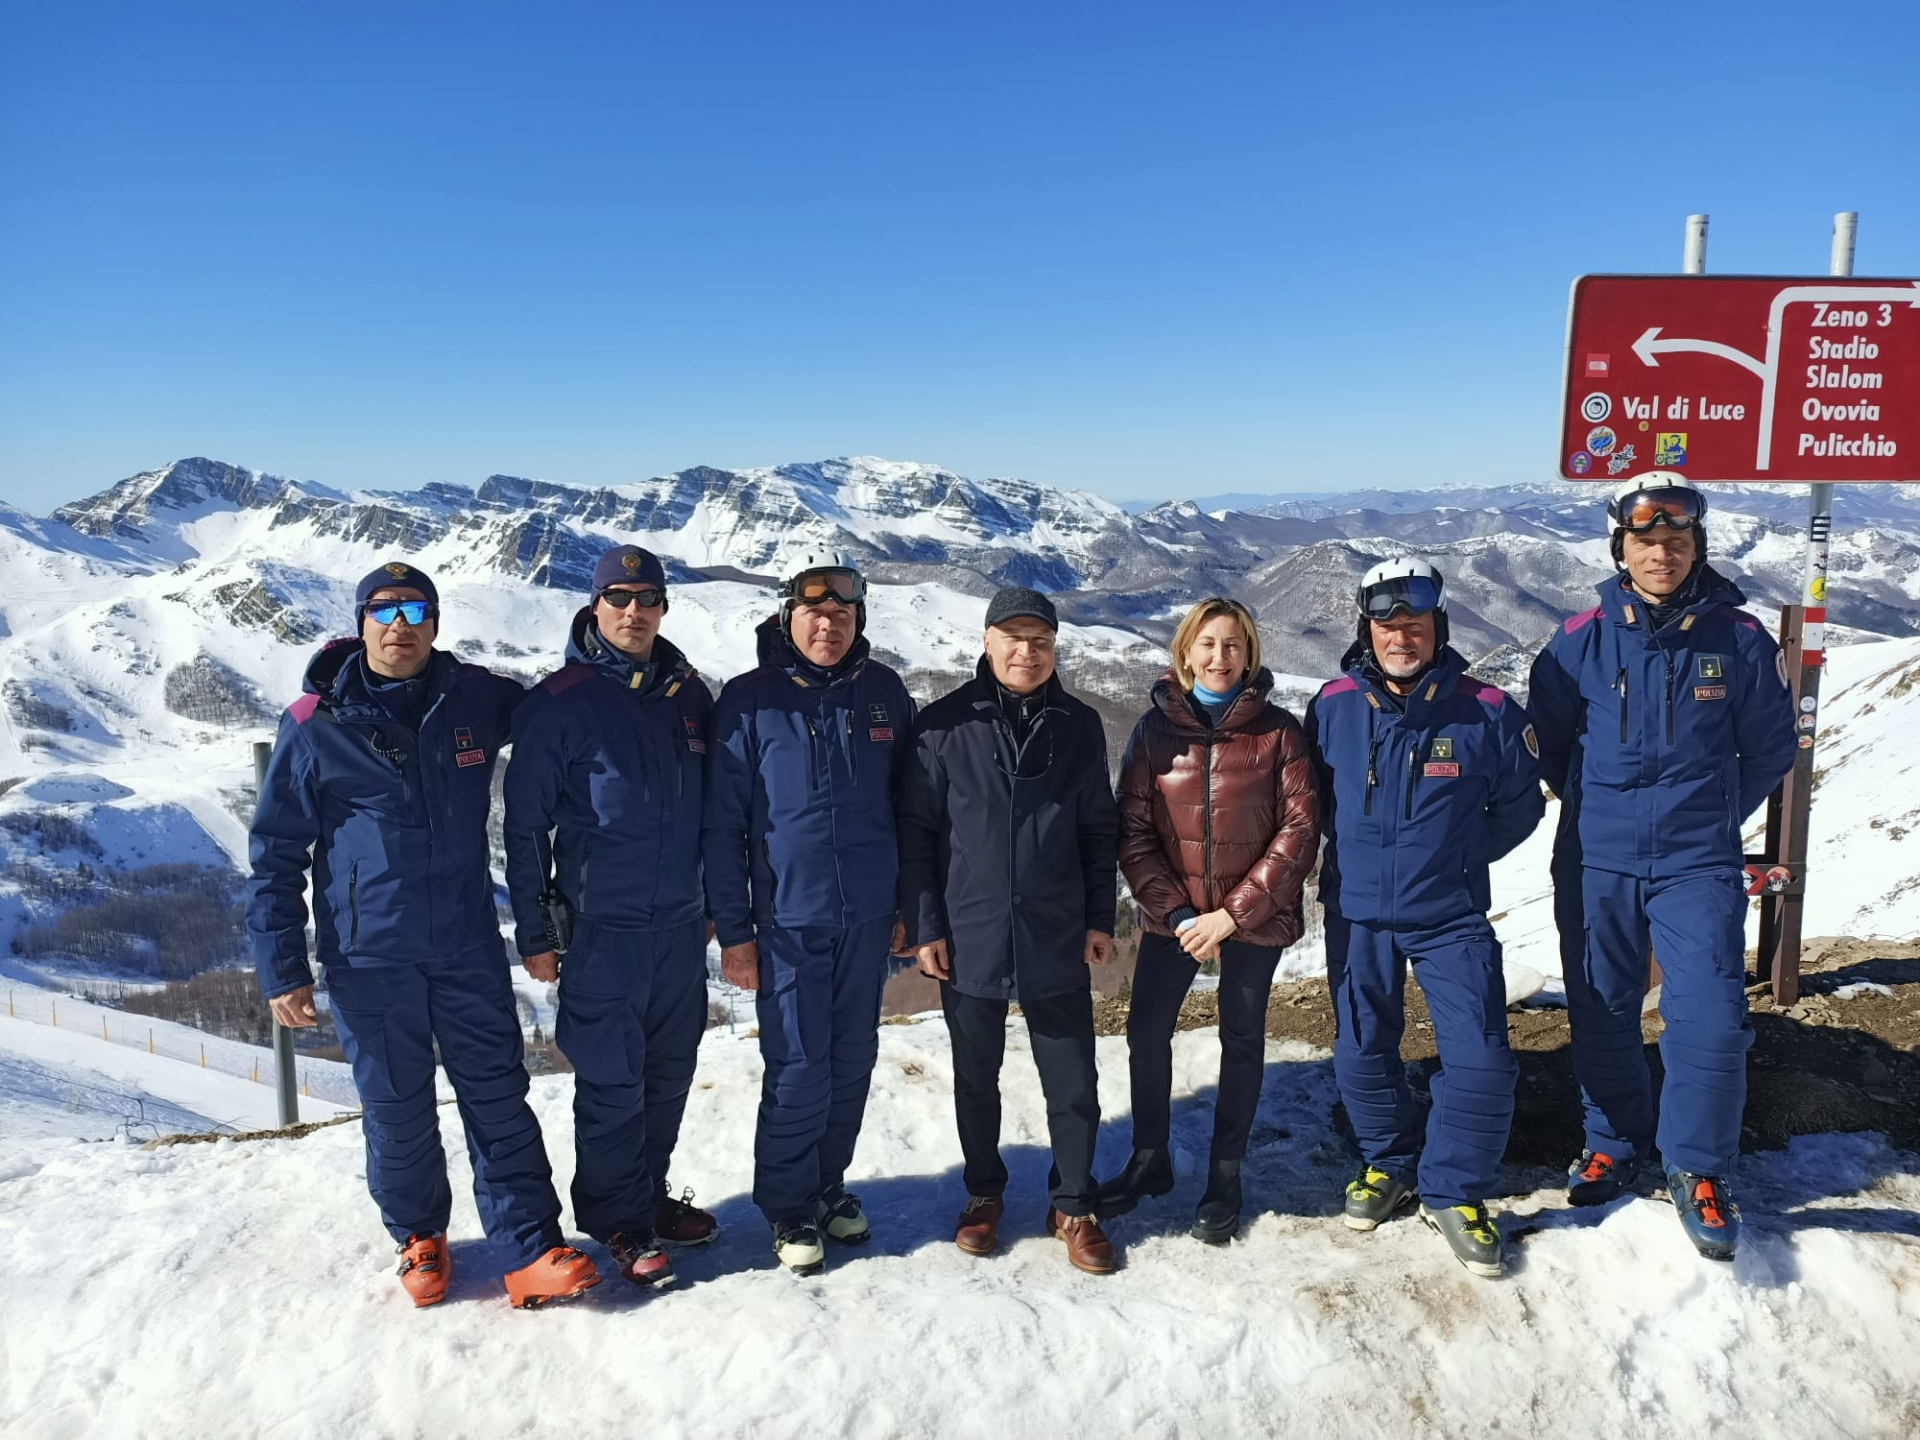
539, 664, 596, 697
1317, 676, 1360, 698
1562, 606, 1602, 636
287, 694, 321, 724
1522, 724, 1540, 760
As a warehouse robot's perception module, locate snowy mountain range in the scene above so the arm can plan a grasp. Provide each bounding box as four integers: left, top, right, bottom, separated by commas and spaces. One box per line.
2, 453, 1919, 972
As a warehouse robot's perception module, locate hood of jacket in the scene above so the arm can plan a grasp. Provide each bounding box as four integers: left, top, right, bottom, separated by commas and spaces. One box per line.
969, 653, 1069, 711
565, 607, 694, 696
1150, 665, 1275, 732
1599, 563, 1746, 627
1335, 639, 1469, 701
301, 638, 458, 721
754, 611, 870, 686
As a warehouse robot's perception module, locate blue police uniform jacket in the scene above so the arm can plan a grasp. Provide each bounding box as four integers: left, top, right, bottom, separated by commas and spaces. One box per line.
1527, 567, 1798, 880
703, 615, 915, 946
247, 640, 525, 999
1304, 645, 1544, 928
502, 611, 712, 955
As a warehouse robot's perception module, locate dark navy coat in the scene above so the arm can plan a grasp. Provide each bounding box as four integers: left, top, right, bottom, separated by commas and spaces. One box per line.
703, 616, 915, 946
1304, 646, 1544, 928
502, 611, 712, 954
1528, 568, 1797, 879
248, 641, 525, 999
896, 659, 1119, 1002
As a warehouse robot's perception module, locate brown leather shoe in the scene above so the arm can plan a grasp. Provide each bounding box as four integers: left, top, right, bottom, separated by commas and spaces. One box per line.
955, 1195, 1004, 1256
1046, 1208, 1116, 1275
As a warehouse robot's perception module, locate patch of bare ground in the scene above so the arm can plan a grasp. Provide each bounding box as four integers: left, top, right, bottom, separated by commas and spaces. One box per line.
1092, 936, 1920, 1165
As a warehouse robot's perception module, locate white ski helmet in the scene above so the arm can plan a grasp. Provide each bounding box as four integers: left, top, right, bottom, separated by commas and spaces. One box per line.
1607, 471, 1708, 564
1355, 555, 1449, 649
778, 547, 868, 630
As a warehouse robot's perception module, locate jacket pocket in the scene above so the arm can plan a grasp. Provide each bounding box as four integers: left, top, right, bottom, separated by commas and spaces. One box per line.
347, 863, 361, 950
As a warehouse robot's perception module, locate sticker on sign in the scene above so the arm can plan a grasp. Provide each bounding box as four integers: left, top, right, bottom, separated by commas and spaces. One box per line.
1560, 275, 1920, 482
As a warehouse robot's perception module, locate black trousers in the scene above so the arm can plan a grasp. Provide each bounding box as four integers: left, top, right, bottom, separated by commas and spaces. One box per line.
940, 984, 1101, 1216
1126, 931, 1282, 1163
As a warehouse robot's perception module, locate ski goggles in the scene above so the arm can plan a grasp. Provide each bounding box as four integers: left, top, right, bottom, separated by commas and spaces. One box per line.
1611, 488, 1704, 532
1356, 574, 1442, 621
597, 586, 667, 609
789, 569, 866, 606
364, 600, 436, 627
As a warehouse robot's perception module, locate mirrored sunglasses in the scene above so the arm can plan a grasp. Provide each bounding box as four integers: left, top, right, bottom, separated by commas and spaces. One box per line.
365, 600, 435, 626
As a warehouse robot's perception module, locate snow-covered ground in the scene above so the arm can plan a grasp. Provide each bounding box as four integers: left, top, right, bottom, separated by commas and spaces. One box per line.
0, 1012, 350, 1163
3, 1016, 1918, 1439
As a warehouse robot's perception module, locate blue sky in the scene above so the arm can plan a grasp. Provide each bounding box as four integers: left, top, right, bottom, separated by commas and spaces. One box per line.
3, 1, 1917, 513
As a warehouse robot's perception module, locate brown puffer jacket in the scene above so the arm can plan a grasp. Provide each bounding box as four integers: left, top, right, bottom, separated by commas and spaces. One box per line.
1117, 667, 1321, 948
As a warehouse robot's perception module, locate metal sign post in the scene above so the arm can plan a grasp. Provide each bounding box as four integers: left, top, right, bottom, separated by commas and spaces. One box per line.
1559, 212, 1916, 1005
1753, 213, 1856, 1005
255, 739, 300, 1128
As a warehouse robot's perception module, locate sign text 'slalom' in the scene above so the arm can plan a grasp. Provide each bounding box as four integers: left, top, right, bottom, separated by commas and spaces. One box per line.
1559, 275, 1920, 483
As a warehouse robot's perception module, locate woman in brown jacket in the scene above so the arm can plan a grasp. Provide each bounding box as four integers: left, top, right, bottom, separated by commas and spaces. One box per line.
1097, 597, 1320, 1242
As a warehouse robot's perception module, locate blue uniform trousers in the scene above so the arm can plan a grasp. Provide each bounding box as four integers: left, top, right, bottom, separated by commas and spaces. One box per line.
751, 917, 893, 1225
1325, 912, 1517, 1207
325, 943, 562, 1267
1554, 860, 1752, 1176
555, 916, 709, 1240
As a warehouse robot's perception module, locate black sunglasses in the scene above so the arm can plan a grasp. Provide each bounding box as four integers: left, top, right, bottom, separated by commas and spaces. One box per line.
598, 587, 667, 609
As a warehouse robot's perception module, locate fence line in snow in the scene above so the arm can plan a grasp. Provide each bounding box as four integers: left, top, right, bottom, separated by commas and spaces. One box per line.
1, 988, 359, 1106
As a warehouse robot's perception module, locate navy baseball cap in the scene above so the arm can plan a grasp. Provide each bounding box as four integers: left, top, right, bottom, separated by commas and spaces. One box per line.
355, 561, 439, 611
591, 545, 667, 597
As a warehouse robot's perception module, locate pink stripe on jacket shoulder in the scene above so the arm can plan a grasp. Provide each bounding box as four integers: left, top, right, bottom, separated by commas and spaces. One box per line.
1562, 606, 1602, 635
1317, 676, 1360, 697
287, 694, 320, 724
1456, 678, 1507, 707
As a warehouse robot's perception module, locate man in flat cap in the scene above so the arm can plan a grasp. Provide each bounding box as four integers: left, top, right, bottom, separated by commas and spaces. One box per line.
895, 587, 1121, 1274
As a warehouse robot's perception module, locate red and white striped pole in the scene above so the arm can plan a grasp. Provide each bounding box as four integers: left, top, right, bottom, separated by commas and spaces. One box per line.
1760, 211, 1857, 1006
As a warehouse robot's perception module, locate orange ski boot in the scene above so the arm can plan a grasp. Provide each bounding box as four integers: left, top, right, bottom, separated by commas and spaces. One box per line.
504, 1245, 602, 1310
396, 1232, 450, 1308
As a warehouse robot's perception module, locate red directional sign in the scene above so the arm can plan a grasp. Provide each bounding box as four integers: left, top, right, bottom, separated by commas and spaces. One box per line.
1560, 274, 1920, 482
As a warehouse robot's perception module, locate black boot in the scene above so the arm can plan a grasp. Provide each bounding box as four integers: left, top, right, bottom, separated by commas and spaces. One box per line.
1095, 1148, 1174, 1217
1191, 1160, 1242, 1245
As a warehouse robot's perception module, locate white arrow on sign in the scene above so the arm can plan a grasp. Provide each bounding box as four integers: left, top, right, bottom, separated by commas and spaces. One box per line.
1632, 328, 1767, 378
1629, 281, 1920, 470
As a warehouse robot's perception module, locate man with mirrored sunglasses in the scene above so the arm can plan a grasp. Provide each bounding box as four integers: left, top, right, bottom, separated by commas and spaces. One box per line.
1529, 474, 1796, 1260
703, 548, 916, 1275
504, 545, 719, 1292
249, 561, 600, 1309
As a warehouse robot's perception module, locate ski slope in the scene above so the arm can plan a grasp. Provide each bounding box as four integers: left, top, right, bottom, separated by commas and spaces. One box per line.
3, 1017, 1917, 1439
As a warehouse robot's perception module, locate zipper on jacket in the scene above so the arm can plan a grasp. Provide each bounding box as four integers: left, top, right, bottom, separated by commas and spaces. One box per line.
1663, 649, 1675, 745
1364, 737, 1382, 815
1615, 667, 1629, 743
1202, 733, 1215, 904
348, 863, 360, 948
1404, 742, 1417, 821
